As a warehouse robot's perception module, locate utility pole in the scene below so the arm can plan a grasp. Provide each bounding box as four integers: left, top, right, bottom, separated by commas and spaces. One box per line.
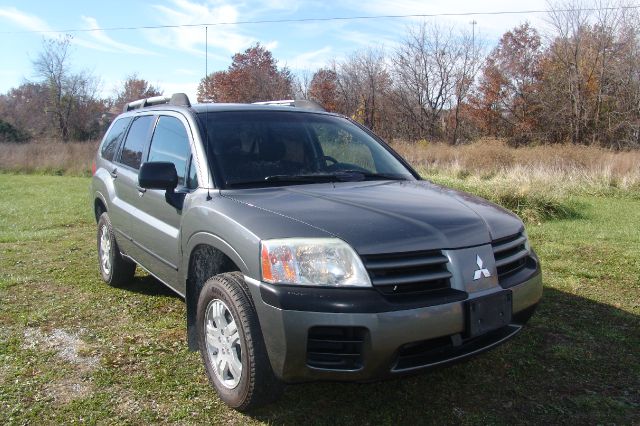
205, 26, 208, 78
470, 19, 477, 52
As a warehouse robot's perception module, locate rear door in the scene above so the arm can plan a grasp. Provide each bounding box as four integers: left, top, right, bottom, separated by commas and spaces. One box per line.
125, 113, 196, 288
97, 116, 132, 237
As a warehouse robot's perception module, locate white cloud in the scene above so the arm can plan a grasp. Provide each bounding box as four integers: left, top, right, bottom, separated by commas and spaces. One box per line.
0, 6, 49, 32
285, 46, 333, 70
148, 0, 256, 56
264, 40, 279, 51
0, 7, 158, 54
80, 16, 158, 55
338, 0, 549, 40
174, 68, 199, 76
160, 80, 200, 104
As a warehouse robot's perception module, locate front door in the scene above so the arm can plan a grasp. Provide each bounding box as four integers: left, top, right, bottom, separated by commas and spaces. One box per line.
126, 113, 195, 288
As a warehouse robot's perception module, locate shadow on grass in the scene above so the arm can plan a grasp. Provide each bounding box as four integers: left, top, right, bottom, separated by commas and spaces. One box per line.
249, 287, 638, 425
120, 274, 182, 299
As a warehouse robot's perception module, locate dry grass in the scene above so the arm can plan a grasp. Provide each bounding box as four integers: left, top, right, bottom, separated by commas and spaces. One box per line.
392, 138, 640, 196
0, 141, 97, 176
1, 139, 638, 222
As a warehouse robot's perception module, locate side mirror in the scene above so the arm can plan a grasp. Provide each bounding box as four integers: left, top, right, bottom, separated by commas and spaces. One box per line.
139, 162, 178, 191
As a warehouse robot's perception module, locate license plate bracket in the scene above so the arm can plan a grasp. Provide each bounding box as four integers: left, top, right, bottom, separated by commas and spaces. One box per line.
465, 291, 512, 338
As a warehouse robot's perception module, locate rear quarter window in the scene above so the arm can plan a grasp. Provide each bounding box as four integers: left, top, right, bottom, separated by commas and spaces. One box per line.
119, 115, 156, 170
99, 117, 131, 162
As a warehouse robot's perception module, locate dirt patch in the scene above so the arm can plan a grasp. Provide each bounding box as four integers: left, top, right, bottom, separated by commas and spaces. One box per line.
22, 327, 99, 371
22, 327, 99, 405
43, 378, 93, 405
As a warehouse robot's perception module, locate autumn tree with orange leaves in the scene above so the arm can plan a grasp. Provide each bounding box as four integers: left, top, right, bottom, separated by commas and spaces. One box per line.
197, 43, 293, 103
114, 74, 163, 111
472, 23, 543, 145
309, 68, 340, 112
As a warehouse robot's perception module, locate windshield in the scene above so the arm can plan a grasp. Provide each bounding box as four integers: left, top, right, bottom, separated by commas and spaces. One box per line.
199, 110, 416, 188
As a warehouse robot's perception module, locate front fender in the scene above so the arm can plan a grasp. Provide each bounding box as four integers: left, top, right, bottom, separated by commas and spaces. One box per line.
180, 231, 250, 284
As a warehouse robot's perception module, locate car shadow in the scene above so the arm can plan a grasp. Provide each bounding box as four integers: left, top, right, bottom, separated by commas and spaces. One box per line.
120, 273, 182, 299
248, 287, 639, 425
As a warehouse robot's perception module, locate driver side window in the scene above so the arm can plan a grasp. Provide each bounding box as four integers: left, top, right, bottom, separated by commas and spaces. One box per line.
147, 116, 191, 187
311, 123, 375, 171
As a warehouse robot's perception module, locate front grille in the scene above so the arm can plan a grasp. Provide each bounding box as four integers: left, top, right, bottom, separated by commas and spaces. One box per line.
492, 232, 529, 279
361, 250, 452, 296
306, 326, 367, 371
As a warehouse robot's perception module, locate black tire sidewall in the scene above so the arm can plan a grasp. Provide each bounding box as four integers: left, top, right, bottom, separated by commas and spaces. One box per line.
196, 277, 253, 408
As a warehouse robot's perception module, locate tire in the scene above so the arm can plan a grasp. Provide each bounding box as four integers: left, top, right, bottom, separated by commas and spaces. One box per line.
97, 212, 136, 286
197, 272, 283, 411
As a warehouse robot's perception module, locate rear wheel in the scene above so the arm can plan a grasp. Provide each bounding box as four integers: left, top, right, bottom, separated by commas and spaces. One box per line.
197, 272, 283, 410
97, 212, 136, 286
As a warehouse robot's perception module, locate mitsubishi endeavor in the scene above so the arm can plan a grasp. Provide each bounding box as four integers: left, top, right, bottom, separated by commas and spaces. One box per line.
91, 93, 542, 410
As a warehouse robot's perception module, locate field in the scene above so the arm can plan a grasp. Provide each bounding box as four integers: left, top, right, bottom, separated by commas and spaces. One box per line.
0, 172, 638, 424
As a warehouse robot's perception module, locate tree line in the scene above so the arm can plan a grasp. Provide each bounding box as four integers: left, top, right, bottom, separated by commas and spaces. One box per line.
196, 2, 639, 148
1, 1, 638, 148
0, 36, 162, 143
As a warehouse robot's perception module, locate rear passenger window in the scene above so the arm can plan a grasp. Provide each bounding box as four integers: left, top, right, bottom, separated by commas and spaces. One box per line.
100, 117, 131, 161
120, 115, 155, 170
147, 116, 191, 187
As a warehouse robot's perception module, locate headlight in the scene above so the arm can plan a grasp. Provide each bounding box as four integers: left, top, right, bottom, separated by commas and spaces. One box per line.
260, 238, 371, 287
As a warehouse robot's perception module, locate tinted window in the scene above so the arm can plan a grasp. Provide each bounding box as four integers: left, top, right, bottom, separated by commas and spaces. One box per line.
187, 156, 199, 189
100, 117, 131, 161
200, 111, 414, 187
147, 116, 191, 187
120, 115, 155, 170
312, 123, 375, 170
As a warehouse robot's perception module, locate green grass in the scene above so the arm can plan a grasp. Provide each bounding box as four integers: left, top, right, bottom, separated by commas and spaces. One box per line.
0, 174, 638, 425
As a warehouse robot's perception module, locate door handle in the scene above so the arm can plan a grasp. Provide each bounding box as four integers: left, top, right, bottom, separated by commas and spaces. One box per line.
136, 186, 147, 195
109, 168, 118, 178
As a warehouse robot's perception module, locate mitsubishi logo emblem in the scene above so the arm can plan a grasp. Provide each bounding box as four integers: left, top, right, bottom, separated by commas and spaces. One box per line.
473, 255, 491, 280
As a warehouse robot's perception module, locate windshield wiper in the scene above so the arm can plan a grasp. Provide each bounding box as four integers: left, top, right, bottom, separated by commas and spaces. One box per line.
225, 171, 408, 188
334, 170, 409, 181
225, 174, 340, 188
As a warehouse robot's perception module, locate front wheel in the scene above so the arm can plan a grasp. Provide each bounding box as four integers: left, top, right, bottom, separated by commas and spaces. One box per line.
197, 272, 283, 410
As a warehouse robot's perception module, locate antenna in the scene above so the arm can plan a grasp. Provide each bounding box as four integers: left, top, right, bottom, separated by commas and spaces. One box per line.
205, 26, 211, 200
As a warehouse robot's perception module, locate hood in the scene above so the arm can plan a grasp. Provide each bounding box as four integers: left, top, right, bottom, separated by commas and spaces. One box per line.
221, 180, 523, 255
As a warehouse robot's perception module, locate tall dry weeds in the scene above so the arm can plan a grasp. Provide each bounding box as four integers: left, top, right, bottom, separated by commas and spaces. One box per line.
0, 140, 98, 176
392, 138, 640, 195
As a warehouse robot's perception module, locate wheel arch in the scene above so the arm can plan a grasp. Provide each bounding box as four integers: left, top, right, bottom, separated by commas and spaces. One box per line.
183, 232, 251, 351
93, 192, 108, 223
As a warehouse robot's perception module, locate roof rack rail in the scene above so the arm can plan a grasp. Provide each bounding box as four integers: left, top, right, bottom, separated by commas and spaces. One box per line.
252, 99, 325, 112
123, 93, 191, 112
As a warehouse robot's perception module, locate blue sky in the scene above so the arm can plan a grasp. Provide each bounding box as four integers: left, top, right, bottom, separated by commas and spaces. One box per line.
0, 0, 548, 101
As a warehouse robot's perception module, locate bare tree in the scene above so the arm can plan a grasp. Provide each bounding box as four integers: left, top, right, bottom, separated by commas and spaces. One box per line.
544, 0, 638, 146
391, 22, 464, 141
334, 49, 392, 133
32, 36, 102, 141
292, 69, 314, 100
451, 29, 484, 144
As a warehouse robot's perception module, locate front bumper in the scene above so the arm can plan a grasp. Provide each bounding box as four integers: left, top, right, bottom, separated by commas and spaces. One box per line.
246, 262, 542, 383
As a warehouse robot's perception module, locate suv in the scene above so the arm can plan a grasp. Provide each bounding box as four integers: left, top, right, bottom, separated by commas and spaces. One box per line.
91, 93, 542, 410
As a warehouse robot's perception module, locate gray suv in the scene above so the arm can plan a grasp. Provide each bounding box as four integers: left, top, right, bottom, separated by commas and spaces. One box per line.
91, 93, 542, 410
